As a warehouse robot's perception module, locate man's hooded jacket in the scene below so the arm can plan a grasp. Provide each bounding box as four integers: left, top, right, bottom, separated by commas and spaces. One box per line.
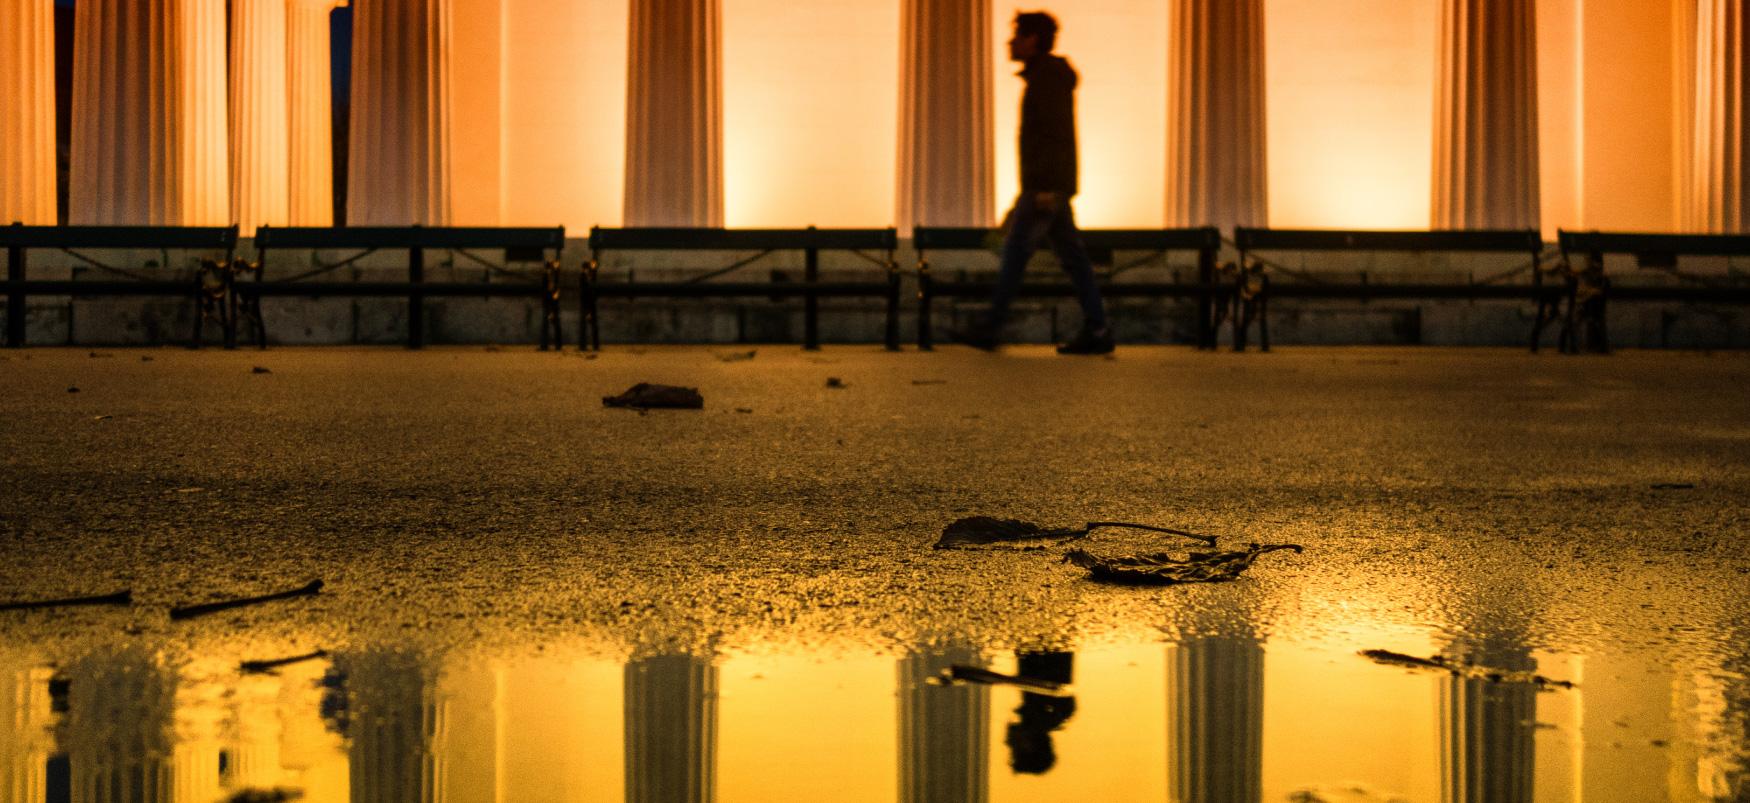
1018, 54, 1079, 197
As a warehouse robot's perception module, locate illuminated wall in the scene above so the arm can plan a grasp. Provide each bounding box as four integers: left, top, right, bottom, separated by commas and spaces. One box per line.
991, 0, 1169, 228
1265, 0, 1440, 230
722, 0, 899, 227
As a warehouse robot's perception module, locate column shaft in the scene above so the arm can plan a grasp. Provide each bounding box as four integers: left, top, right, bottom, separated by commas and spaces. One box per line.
625, 655, 717, 803
348, 0, 451, 226
1167, 0, 1267, 230
1690, 0, 1749, 233
1432, 0, 1540, 230
288, 0, 341, 226
624, 0, 723, 227
897, 0, 994, 231
231, 0, 291, 234
0, 0, 58, 224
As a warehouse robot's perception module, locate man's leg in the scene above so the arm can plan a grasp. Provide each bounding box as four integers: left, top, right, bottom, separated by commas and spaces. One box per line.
1046, 201, 1107, 332
988, 194, 1049, 330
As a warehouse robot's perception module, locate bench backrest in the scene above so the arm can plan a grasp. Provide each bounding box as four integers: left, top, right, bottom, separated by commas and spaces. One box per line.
1234, 228, 1542, 254
254, 226, 565, 252
1558, 231, 1750, 258
1, 224, 238, 251
589, 227, 896, 252
912, 226, 1220, 252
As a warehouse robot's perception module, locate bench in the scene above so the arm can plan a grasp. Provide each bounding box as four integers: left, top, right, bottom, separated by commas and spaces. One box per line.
1554, 231, 1750, 353
1231, 228, 1551, 352
581, 227, 900, 351
2, 224, 240, 348
910, 227, 1224, 349
243, 225, 566, 350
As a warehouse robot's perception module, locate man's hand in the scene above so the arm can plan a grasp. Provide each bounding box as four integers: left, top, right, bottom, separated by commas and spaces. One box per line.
1034, 191, 1060, 212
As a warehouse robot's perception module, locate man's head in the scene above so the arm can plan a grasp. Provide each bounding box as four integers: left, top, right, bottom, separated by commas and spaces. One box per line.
1009, 11, 1058, 62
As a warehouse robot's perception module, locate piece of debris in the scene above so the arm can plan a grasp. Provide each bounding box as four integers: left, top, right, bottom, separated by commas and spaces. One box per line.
1066, 543, 1300, 585
66, 386, 79, 393
251, 366, 271, 374
934, 665, 1070, 696
935, 516, 1216, 550
140, 355, 154, 362
483, 345, 503, 353
241, 649, 329, 674
734, 407, 754, 414
602, 383, 704, 410
1651, 482, 1695, 490
88, 351, 113, 359
174, 487, 205, 494
224, 789, 305, 803
93, 415, 111, 421
0, 589, 132, 612
170, 579, 324, 621
911, 379, 947, 385
714, 349, 757, 362
825, 377, 847, 388
1359, 649, 1576, 689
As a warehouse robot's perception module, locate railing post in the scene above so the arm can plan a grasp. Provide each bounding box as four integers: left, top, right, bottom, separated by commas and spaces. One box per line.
916, 254, 933, 350
6, 238, 24, 348
884, 250, 901, 351
408, 235, 425, 349
1196, 240, 1216, 350
803, 226, 820, 350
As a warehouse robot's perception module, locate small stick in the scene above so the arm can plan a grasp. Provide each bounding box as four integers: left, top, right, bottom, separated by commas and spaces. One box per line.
170, 580, 323, 621
938, 665, 1071, 696
0, 590, 132, 612
1084, 522, 1219, 546
240, 649, 330, 674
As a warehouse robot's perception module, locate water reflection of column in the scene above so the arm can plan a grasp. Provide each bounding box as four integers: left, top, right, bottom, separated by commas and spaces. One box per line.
898, 648, 988, 803
1439, 647, 1535, 803
60, 650, 178, 802
345, 652, 444, 803
1166, 636, 1264, 803
0, 663, 55, 802
625, 655, 717, 803
227, 673, 286, 792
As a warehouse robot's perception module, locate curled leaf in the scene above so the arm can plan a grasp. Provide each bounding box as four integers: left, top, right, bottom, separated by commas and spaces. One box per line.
1065, 543, 1302, 585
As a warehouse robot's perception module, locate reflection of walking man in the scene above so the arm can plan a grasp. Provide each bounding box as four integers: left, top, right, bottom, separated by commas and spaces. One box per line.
956, 11, 1113, 355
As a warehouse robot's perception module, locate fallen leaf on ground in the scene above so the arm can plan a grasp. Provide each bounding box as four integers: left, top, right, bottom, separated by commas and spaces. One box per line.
826, 377, 847, 388
603, 383, 704, 410
935, 516, 1215, 550
251, 366, 271, 374
714, 350, 757, 362
1064, 542, 1301, 585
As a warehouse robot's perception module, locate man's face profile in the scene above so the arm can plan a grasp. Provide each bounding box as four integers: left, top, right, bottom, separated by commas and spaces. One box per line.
1009, 28, 1040, 62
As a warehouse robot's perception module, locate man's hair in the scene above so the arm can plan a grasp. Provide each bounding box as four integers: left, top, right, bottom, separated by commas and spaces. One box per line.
1013, 11, 1059, 52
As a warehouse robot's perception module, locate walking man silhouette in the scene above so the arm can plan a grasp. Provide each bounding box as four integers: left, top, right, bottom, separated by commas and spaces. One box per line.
955, 11, 1112, 355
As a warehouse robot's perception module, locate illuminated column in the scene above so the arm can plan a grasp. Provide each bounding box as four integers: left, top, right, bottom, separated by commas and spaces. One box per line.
0, 664, 55, 803
897, 0, 994, 231
1166, 636, 1263, 803
624, 0, 723, 227
1689, 0, 1749, 233
1166, 0, 1267, 230
0, 0, 57, 224
625, 655, 717, 803
1432, 0, 1540, 230
1439, 646, 1536, 801
898, 649, 988, 802
289, 0, 343, 226
69, 0, 231, 225
344, 651, 444, 803
348, 0, 452, 226
231, 0, 291, 234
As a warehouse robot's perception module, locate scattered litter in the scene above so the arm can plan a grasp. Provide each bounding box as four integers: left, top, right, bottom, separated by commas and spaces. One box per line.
174, 487, 205, 494
224, 789, 304, 803
826, 377, 847, 388
66, 386, 79, 393
170, 579, 323, 620
734, 407, 754, 414
241, 649, 329, 674
251, 366, 272, 374
0, 589, 132, 612
93, 415, 111, 421
1359, 649, 1575, 689
484, 345, 503, 353
602, 383, 704, 410
935, 516, 1215, 550
911, 379, 947, 385
1651, 482, 1695, 490
1066, 542, 1301, 585
933, 665, 1070, 696
140, 355, 154, 362
87, 351, 113, 359
714, 350, 757, 362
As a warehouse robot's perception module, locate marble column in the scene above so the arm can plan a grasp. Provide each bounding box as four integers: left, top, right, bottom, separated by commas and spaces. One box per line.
0, 0, 58, 224
1167, 636, 1264, 803
899, 649, 989, 802
897, 0, 995, 231
289, 0, 344, 226
69, 0, 230, 225
231, 0, 291, 234
1689, 0, 1749, 233
1432, 0, 1540, 230
1166, 0, 1267, 230
348, 0, 452, 226
624, 0, 724, 227
344, 652, 444, 803
0, 664, 55, 803
625, 655, 717, 803
1439, 646, 1536, 802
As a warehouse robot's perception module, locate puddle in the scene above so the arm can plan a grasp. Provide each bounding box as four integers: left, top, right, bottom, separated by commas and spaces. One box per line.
1, 631, 1743, 802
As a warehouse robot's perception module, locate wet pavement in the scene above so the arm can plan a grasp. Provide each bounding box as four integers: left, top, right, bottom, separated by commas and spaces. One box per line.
1, 345, 1748, 802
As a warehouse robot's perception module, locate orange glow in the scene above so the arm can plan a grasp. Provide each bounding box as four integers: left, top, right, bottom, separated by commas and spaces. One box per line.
1265, 0, 1439, 229
991, 0, 1168, 227
722, 0, 899, 228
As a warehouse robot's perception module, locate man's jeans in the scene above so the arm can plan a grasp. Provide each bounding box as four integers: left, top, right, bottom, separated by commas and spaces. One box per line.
988, 192, 1107, 332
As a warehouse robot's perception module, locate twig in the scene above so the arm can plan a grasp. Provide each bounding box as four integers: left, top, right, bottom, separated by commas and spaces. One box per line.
1083, 521, 1218, 546
240, 649, 330, 674
937, 665, 1071, 696
0, 589, 132, 612
170, 580, 323, 620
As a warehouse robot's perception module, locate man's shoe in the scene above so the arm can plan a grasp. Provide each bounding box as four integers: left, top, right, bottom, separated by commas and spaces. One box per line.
1056, 326, 1114, 355
949, 323, 1000, 352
